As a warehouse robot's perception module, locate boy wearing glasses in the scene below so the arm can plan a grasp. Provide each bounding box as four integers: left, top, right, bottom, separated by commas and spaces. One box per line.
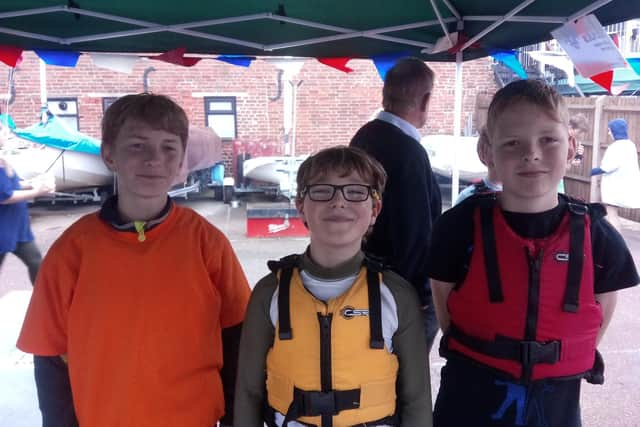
235, 146, 433, 427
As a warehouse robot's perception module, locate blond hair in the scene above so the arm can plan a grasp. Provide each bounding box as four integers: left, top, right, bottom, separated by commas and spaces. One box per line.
486, 80, 568, 137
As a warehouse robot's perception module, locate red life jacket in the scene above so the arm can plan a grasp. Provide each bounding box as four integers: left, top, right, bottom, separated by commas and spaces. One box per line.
443, 197, 603, 382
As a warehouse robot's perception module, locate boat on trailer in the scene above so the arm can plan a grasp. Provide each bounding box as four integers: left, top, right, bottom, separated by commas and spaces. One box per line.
421, 134, 487, 182
1, 114, 223, 202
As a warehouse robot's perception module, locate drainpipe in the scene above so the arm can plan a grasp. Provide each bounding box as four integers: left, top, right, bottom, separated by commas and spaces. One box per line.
269, 69, 284, 101
142, 67, 156, 92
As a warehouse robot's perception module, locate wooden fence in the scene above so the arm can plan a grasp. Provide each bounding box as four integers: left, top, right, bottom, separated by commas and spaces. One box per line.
476, 95, 640, 223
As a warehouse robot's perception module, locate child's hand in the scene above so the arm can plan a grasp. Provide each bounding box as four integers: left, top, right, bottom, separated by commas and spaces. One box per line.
32, 174, 56, 195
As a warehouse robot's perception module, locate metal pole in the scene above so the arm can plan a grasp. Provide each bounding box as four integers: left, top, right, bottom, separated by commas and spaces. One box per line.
39, 59, 47, 121
451, 50, 463, 205
590, 95, 606, 202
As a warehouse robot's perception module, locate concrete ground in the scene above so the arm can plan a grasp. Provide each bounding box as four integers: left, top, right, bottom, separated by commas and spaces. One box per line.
0, 197, 638, 426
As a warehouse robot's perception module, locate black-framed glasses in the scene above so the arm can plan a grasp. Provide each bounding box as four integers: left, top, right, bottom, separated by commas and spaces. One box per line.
304, 184, 374, 202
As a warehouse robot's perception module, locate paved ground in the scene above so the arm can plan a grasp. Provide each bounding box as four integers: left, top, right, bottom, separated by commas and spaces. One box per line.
0, 196, 639, 426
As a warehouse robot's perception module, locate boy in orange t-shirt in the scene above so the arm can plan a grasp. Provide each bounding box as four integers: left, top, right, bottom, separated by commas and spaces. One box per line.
17, 94, 250, 427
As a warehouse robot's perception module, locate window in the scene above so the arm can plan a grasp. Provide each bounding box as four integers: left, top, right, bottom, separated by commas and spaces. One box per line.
204, 96, 237, 139
102, 97, 118, 113
47, 98, 79, 131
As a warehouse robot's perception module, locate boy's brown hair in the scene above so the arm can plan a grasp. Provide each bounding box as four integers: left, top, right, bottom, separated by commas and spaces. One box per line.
296, 146, 387, 203
101, 93, 189, 149
486, 79, 569, 137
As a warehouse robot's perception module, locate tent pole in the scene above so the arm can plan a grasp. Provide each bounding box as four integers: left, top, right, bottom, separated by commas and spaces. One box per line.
430, 0, 453, 45
461, 0, 536, 51
451, 50, 463, 205
39, 59, 47, 122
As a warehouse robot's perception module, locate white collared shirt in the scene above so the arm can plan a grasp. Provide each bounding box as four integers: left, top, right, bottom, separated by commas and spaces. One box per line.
375, 110, 422, 142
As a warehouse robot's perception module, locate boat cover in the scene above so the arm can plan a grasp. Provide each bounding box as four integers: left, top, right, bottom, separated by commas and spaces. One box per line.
14, 114, 101, 156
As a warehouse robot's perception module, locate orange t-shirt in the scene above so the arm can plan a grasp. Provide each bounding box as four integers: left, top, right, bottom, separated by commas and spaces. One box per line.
17, 205, 250, 426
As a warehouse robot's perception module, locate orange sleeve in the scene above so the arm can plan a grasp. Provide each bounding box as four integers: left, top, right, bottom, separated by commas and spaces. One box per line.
208, 230, 251, 329
17, 224, 83, 356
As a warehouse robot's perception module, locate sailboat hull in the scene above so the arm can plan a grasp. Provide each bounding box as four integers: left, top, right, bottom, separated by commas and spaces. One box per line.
4, 145, 113, 191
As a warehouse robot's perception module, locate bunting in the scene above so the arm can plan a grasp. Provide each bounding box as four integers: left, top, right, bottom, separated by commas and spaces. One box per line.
317, 57, 354, 73
448, 33, 481, 54
34, 50, 81, 67
215, 55, 255, 67
90, 53, 138, 73
589, 70, 614, 93
628, 58, 640, 77
0, 45, 23, 67
490, 50, 527, 79
150, 48, 201, 67
371, 52, 411, 80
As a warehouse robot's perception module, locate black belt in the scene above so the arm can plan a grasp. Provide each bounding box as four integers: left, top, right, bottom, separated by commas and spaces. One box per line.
448, 323, 561, 366
266, 387, 398, 426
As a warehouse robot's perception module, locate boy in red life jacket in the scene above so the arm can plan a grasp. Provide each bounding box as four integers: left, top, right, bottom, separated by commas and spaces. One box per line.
427, 80, 639, 427
17, 94, 251, 427
235, 146, 433, 427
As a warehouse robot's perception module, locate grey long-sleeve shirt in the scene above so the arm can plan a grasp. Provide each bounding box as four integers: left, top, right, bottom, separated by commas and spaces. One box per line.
234, 251, 433, 427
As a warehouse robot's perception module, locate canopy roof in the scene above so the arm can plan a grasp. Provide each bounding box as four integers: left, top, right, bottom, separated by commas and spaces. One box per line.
1, 1, 639, 61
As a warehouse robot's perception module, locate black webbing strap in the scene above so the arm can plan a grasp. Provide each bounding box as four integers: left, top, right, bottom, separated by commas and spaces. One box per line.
563, 203, 587, 313
448, 323, 560, 367
352, 414, 400, 426
479, 201, 504, 303
282, 387, 361, 426
366, 266, 384, 349
269, 255, 299, 340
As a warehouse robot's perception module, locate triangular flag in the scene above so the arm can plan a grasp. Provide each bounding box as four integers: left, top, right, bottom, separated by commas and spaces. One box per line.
0, 45, 23, 67
589, 70, 614, 93
628, 58, 640, 77
150, 48, 201, 67
448, 33, 481, 54
90, 53, 139, 74
423, 32, 459, 54
611, 33, 620, 48
490, 50, 528, 79
317, 57, 354, 73
371, 52, 411, 80
35, 50, 81, 67
215, 55, 255, 67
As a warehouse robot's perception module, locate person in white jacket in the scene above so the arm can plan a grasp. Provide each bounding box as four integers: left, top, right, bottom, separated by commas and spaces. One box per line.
591, 118, 640, 231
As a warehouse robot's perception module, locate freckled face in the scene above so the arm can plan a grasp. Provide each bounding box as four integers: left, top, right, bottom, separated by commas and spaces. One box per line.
488, 102, 575, 210
101, 119, 184, 200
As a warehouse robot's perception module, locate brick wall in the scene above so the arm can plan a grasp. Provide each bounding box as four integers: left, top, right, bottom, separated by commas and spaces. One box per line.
0, 52, 498, 176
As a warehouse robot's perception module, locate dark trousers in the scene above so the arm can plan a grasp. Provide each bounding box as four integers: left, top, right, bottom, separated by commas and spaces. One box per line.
434, 358, 582, 427
0, 240, 42, 285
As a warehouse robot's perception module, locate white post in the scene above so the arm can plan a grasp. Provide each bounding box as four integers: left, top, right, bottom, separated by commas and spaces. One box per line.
451, 50, 463, 205
39, 59, 47, 122
590, 95, 606, 202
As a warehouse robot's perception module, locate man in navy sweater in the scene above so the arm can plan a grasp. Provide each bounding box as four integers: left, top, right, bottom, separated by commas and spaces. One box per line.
350, 58, 442, 352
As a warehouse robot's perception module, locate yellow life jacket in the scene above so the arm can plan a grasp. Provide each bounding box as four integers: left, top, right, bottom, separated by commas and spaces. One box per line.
265, 256, 399, 427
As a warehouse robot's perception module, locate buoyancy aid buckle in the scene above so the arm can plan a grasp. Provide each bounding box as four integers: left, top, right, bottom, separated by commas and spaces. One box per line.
283, 387, 361, 422
519, 339, 561, 366
303, 390, 338, 416
448, 324, 561, 369
566, 201, 588, 216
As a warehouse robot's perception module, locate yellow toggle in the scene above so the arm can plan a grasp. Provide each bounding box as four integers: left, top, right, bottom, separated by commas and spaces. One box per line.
133, 221, 146, 242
